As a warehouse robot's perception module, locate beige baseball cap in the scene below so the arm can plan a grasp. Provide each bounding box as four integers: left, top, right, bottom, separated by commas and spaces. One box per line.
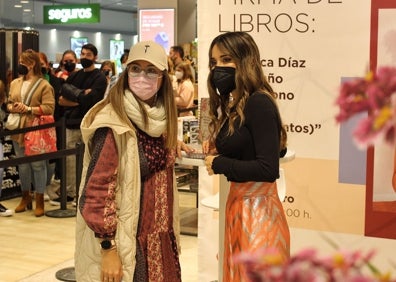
126, 41, 168, 71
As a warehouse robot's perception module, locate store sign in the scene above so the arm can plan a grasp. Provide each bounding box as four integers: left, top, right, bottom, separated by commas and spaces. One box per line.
43, 4, 100, 24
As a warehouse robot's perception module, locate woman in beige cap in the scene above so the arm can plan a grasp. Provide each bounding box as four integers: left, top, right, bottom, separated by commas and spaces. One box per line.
75, 41, 181, 282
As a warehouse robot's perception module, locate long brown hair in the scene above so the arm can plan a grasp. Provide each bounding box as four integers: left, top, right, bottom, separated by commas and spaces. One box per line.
207, 31, 287, 150
84, 66, 178, 149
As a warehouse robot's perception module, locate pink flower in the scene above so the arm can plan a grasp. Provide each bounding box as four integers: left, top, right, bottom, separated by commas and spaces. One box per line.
336, 66, 396, 146
235, 248, 395, 282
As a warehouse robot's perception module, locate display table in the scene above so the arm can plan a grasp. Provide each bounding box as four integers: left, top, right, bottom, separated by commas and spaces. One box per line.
175, 152, 205, 236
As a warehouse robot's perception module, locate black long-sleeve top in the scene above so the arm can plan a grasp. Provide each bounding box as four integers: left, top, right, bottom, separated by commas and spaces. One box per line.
64, 69, 107, 128
212, 92, 281, 183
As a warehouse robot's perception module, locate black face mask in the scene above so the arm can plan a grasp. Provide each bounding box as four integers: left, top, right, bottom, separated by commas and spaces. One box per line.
18, 64, 29, 75
80, 58, 94, 69
211, 66, 236, 96
64, 61, 76, 72
41, 67, 48, 75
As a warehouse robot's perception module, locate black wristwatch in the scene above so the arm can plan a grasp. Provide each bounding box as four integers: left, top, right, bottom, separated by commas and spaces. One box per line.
100, 239, 116, 250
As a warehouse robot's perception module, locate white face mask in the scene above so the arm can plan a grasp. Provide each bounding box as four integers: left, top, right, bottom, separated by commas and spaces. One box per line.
128, 75, 159, 101
175, 70, 184, 80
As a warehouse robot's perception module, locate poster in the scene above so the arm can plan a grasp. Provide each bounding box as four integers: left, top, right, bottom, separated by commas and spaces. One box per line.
70, 37, 88, 58
110, 39, 124, 61
139, 9, 174, 53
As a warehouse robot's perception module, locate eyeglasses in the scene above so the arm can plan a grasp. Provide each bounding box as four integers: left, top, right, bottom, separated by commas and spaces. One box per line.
128, 64, 162, 79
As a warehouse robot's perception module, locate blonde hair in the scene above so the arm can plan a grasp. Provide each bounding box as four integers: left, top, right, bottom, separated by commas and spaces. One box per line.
100, 60, 116, 75
175, 62, 195, 83
20, 49, 42, 77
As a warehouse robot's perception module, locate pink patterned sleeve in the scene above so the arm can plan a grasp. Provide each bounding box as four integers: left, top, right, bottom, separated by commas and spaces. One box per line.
79, 127, 119, 238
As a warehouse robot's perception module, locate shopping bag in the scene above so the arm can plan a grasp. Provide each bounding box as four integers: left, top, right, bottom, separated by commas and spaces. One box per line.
24, 115, 57, 156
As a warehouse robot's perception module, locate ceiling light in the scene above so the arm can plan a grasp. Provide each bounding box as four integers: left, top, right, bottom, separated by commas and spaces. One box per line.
23, 9, 31, 12
14, 4, 22, 8
21, 0, 30, 3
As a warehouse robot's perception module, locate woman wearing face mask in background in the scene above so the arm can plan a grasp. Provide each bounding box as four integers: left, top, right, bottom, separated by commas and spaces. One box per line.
7, 49, 55, 217
203, 31, 290, 281
174, 62, 195, 117
75, 41, 182, 282
55, 49, 78, 82
100, 60, 117, 99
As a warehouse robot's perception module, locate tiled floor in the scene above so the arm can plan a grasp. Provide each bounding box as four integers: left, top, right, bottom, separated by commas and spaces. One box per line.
0, 192, 198, 282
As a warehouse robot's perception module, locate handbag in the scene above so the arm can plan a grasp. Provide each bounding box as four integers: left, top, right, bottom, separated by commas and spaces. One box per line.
5, 113, 21, 130
5, 78, 43, 130
24, 115, 57, 156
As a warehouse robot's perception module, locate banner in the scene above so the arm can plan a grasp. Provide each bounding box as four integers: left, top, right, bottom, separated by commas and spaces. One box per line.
197, 0, 396, 239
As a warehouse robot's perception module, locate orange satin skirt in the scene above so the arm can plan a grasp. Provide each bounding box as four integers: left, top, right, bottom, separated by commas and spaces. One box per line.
223, 181, 290, 282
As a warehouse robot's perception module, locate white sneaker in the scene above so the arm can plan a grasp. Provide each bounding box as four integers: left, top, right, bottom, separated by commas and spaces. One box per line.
0, 203, 13, 217
50, 196, 74, 206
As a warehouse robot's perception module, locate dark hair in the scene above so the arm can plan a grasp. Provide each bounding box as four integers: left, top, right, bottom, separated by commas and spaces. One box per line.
61, 49, 77, 62
207, 31, 287, 150
120, 52, 129, 64
0, 80, 6, 104
171, 45, 184, 59
82, 43, 98, 56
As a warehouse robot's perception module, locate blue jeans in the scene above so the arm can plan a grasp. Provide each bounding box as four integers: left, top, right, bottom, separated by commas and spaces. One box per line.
13, 141, 47, 194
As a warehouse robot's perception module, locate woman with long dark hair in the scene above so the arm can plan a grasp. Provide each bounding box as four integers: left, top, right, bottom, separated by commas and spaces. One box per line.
203, 31, 290, 281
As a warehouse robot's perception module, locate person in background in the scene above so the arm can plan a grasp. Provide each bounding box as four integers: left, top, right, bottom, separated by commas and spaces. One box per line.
203, 31, 290, 281
53, 43, 107, 207
55, 49, 78, 82
7, 49, 55, 217
169, 45, 184, 73
100, 60, 117, 98
0, 80, 13, 217
75, 41, 181, 282
174, 62, 195, 116
38, 52, 62, 201
119, 49, 129, 72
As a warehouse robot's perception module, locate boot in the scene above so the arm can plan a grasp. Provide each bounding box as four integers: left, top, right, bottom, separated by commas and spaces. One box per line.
15, 191, 32, 213
34, 193, 45, 217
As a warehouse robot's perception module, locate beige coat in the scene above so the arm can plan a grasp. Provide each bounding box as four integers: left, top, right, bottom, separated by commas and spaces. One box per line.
74, 102, 180, 282
7, 76, 55, 145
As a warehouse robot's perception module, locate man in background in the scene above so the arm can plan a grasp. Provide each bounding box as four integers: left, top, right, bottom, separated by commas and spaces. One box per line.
51, 43, 107, 206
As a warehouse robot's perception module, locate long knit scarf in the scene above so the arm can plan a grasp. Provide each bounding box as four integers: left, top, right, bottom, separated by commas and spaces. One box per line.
123, 90, 166, 137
